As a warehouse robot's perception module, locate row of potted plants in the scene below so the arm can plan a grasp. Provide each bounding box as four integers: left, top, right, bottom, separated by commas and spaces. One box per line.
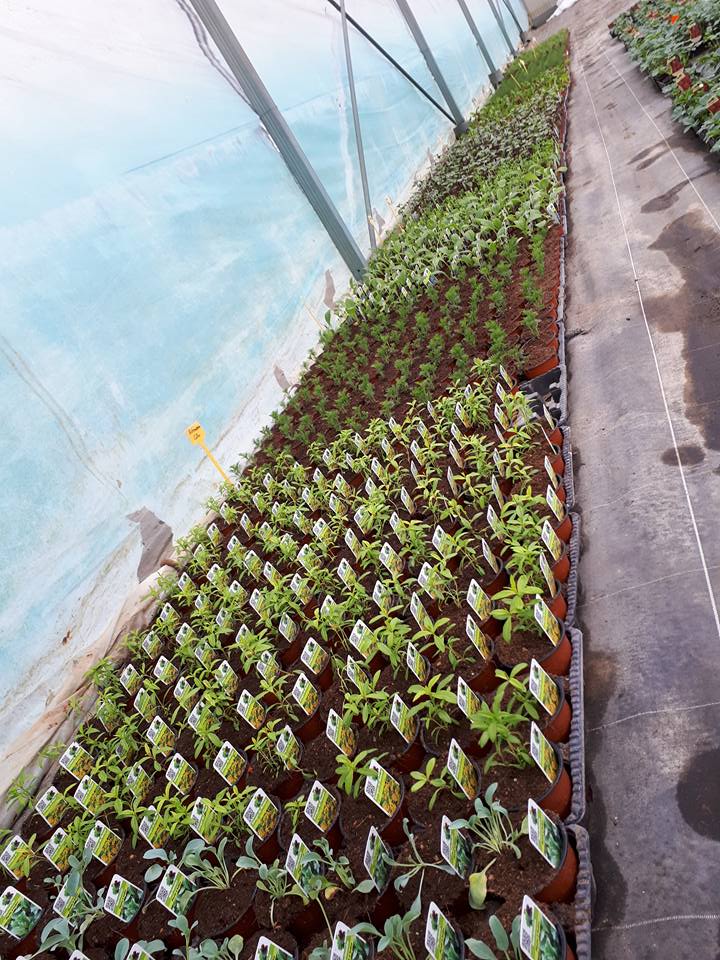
610, 0, 720, 148
0, 29, 582, 960
1, 361, 579, 960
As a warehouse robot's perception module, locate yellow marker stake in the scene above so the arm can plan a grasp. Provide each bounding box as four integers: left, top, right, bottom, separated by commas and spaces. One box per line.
185, 422, 230, 483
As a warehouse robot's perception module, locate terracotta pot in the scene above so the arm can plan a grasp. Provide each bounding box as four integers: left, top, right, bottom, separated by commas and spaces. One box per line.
537, 743, 572, 819
545, 424, 563, 447
548, 587, 568, 623
535, 825, 578, 903
542, 679, 572, 744
538, 628, 572, 677
468, 641, 501, 695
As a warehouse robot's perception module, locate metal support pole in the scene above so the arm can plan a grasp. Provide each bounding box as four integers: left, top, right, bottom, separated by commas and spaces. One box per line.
393, 0, 469, 134
499, 0, 530, 41
339, 0, 376, 251
485, 0, 515, 55
454, 0, 503, 88
188, 0, 366, 281
326, 0, 455, 124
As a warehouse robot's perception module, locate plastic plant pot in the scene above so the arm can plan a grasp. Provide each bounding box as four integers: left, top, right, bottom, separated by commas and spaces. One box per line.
255, 810, 284, 865
293, 702, 324, 745
0, 903, 48, 960
313, 659, 334, 692
552, 548, 571, 584
371, 878, 401, 927
246, 931, 299, 960
194, 885, 259, 943
539, 626, 572, 678
379, 780, 411, 847
548, 587, 568, 623
553, 512, 573, 544
392, 724, 433, 776
279, 634, 304, 668
483, 562, 508, 597
535, 824, 578, 904
537, 744, 573, 820
288, 898, 326, 943
468, 641, 501, 695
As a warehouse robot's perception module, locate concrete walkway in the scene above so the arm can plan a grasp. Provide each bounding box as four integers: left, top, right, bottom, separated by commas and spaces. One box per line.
534, 3, 720, 957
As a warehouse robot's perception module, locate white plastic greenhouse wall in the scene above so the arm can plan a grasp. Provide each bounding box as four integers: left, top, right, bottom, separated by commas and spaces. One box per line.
0, 0, 527, 790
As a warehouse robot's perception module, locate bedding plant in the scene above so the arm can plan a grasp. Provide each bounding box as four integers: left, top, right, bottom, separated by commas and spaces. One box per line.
0, 30, 581, 960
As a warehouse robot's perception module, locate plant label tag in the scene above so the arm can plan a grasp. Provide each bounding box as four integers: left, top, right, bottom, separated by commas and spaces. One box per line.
371, 457, 388, 483
329, 493, 347, 517
244, 550, 262, 580
499, 364, 514, 388
153, 655, 178, 686
35, 787, 69, 828
373, 580, 393, 614
350, 619, 376, 659
539, 551, 556, 597
346, 656, 369, 690
156, 865, 195, 917
305, 781, 338, 832
175, 622, 193, 646
389, 511, 404, 540
380, 542, 404, 577
381, 437, 395, 460
337, 557, 357, 587
297, 543, 316, 572
541, 519, 562, 562
206, 564, 222, 585
494, 403, 510, 432
244, 789, 279, 841
492, 447, 504, 475
388, 417, 402, 438
354, 506, 371, 535
432, 525, 453, 558
410, 460, 422, 485
54, 878, 86, 927
279, 613, 298, 643
119, 663, 142, 697
455, 402, 471, 429
133, 686, 156, 722
542, 403, 556, 430
364, 760, 402, 817
194, 593, 208, 612
302, 637, 329, 676
194, 641, 217, 669
291, 673, 320, 717
104, 874, 144, 923
188, 697, 215, 733
213, 741, 247, 786
456, 676, 481, 719
327, 709, 357, 757
448, 440, 464, 469
467, 580, 492, 622
447, 467, 460, 498
146, 716, 175, 756
254, 937, 294, 960
527, 799, 563, 869
363, 826, 392, 893
417, 418, 431, 443
159, 602, 176, 623
177, 571, 193, 593
166, 753, 196, 795
237, 690, 266, 729
544, 455, 559, 489
74, 776, 106, 814
400, 486, 416, 515
365, 476, 378, 497
425, 902, 462, 960
481, 539, 500, 575
440, 816, 472, 879
407, 641, 430, 682
486, 503, 502, 539
0, 836, 34, 881
313, 467, 327, 489
240, 512, 254, 535
334, 473, 352, 497
546, 485, 565, 522
294, 510, 312, 535
173, 675, 199, 712
249, 588, 267, 618
447, 739, 478, 800
285, 834, 322, 896
127, 764, 152, 803
217, 660, 238, 696
390, 694, 419, 744
533, 599, 562, 647
496, 380, 507, 402
59, 742, 94, 781
410, 592, 433, 631
291, 572, 313, 605
313, 517, 332, 545
84, 821, 122, 867
519, 895, 563, 960
418, 562, 442, 601
345, 527, 362, 558
45, 827, 74, 872
276, 726, 302, 770
0, 886, 43, 940
409, 438, 425, 466
142, 631, 161, 658
529, 660, 560, 716
491, 474, 505, 508
530, 722, 559, 784
331, 921, 371, 960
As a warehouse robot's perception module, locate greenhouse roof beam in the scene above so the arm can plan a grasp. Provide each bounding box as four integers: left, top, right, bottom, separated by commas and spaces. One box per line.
393, 0, 469, 134
454, 0, 503, 88
188, 0, 367, 281
325, 0, 456, 125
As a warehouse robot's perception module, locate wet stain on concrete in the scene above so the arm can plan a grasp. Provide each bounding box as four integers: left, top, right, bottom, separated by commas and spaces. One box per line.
660, 443, 705, 466
637, 149, 666, 171
640, 179, 687, 213
628, 142, 663, 166
605, 100, 617, 111
646, 211, 720, 450
677, 747, 720, 841
587, 770, 628, 926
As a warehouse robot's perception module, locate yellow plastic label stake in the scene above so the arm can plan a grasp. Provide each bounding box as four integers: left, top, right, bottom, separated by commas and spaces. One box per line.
185, 422, 229, 483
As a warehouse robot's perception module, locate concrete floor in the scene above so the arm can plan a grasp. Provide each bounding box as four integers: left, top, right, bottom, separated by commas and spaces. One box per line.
533, 3, 720, 958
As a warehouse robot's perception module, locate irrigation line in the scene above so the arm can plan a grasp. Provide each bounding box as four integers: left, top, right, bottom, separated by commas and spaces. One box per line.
594, 914, 720, 933
589, 698, 720, 733
602, 50, 720, 234
579, 60, 720, 644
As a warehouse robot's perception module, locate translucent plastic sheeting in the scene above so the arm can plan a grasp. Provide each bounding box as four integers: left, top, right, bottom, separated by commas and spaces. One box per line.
0, 0, 519, 777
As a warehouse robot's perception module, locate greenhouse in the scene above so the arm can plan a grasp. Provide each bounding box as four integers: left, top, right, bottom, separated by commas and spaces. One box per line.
2, 0, 719, 957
